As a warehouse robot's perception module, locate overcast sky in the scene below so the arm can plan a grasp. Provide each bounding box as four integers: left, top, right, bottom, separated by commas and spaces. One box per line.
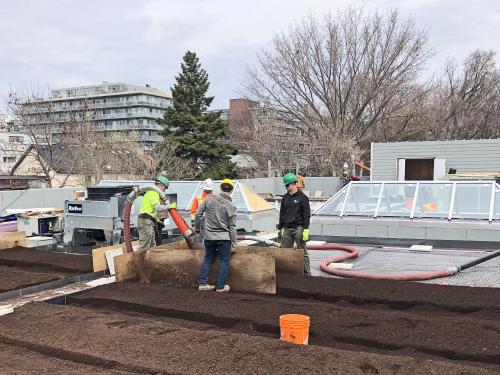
1, 0, 499, 109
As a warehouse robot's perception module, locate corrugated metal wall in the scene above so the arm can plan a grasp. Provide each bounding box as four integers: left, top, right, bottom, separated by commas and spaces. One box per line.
371, 139, 500, 181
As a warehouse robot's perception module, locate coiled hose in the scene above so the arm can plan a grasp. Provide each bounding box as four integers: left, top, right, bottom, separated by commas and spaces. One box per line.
236, 235, 500, 281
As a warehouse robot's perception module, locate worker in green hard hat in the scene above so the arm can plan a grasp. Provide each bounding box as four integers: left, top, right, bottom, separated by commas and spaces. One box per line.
277, 173, 311, 275
137, 175, 176, 252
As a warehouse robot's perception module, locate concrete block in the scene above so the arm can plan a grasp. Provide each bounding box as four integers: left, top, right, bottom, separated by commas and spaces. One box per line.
410, 245, 433, 252
467, 229, 500, 242
0, 304, 14, 316
322, 224, 356, 237
387, 226, 426, 240
26, 236, 56, 248
426, 227, 467, 241
356, 225, 388, 238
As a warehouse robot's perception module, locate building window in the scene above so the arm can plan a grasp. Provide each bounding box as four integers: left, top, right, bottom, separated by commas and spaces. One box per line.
8, 136, 23, 143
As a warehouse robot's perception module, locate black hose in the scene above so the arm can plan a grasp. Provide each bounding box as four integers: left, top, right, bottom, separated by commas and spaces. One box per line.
457, 249, 500, 272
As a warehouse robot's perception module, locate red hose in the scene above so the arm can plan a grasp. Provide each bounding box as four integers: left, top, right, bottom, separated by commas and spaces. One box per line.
123, 191, 195, 253
168, 208, 196, 247
315, 243, 456, 281
123, 200, 133, 253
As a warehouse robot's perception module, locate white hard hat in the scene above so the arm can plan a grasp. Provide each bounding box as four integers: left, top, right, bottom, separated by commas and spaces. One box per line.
202, 178, 214, 191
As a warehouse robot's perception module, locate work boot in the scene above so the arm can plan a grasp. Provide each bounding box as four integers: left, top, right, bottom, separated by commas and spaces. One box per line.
198, 284, 216, 291
216, 285, 230, 293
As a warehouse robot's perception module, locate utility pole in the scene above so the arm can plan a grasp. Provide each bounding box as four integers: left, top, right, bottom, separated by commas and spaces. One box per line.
267, 159, 272, 178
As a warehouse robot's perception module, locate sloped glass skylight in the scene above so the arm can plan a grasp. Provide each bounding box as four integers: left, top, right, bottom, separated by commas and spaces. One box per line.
313, 181, 499, 221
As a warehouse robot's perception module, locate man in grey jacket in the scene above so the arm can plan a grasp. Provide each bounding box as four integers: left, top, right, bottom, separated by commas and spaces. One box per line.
195, 178, 237, 293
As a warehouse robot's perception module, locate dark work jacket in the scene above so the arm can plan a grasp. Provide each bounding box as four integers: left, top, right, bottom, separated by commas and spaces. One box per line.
278, 190, 311, 229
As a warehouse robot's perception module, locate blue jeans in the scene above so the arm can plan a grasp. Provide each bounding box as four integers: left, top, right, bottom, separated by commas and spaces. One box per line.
199, 239, 232, 290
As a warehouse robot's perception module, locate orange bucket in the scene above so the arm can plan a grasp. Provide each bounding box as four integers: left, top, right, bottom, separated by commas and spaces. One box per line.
279, 314, 310, 345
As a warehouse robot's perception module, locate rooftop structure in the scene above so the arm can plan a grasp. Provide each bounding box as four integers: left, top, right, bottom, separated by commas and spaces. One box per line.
98, 179, 276, 232
311, 180, 500, 247
371, 138, 500, 181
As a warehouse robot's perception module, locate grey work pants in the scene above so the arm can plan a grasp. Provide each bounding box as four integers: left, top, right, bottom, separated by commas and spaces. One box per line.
137, 216, 156, 252
281, 226, 311, 275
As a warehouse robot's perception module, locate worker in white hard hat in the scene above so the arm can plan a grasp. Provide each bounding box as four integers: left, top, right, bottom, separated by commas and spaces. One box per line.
190, 179, 214, 221
190, 178, 214, 242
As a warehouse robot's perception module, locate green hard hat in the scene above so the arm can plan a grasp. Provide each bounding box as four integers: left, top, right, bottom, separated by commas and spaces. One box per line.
156, 175, 170, 188
283, 173, 298, 185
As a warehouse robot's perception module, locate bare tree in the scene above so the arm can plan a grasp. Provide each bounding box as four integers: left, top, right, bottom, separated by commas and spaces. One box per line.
229, 106, 314, 176
244, 8, 432, 151
153, 138, 198, 180
6, 90, 181, 186
7, 91, 96, 187
74, 132, 159, 186
426, 50, 500, 140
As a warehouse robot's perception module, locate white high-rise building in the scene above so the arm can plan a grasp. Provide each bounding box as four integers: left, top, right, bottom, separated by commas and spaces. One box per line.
23, 82, 172, 150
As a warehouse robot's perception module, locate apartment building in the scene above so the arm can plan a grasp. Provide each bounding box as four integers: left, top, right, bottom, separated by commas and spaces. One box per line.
24, 82, 172, 150
0, 118, 30, 174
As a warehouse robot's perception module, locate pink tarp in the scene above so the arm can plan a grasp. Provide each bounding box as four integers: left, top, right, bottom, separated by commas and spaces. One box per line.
0, 221, 18, 233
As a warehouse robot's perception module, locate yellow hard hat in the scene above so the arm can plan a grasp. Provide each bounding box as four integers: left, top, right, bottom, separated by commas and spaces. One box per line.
220, 178, 235, 190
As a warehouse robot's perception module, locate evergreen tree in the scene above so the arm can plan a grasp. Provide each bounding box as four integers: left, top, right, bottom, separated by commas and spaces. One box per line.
157, 51, 238, 179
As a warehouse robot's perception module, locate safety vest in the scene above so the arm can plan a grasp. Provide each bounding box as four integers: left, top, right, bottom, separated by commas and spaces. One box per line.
138, 190, 161, 220
190, 193, 207, 219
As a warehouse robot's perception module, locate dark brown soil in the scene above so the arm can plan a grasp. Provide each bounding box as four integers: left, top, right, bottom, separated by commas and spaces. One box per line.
0, 342, 134, 374
0, 302, 497, 375
68, 280, 500, 368
0, 247, 93, 273
0, 247, 93, 293
276, 273, 500, 317
0, 265, 68, 292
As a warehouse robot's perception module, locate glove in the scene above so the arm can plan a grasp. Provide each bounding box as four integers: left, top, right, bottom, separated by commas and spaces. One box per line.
302, 229, 309, 242
170, 202, 177, 209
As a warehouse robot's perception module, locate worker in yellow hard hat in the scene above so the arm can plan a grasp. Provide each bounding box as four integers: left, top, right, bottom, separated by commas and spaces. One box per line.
196, 178, 237, 293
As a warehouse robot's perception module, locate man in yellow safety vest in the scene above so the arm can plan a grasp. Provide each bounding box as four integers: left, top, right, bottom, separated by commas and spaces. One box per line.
137, 176, 176, 252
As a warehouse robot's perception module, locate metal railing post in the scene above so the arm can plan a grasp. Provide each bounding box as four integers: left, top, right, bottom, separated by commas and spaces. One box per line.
410, 182, 420, 219
374, 183, 384, 218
